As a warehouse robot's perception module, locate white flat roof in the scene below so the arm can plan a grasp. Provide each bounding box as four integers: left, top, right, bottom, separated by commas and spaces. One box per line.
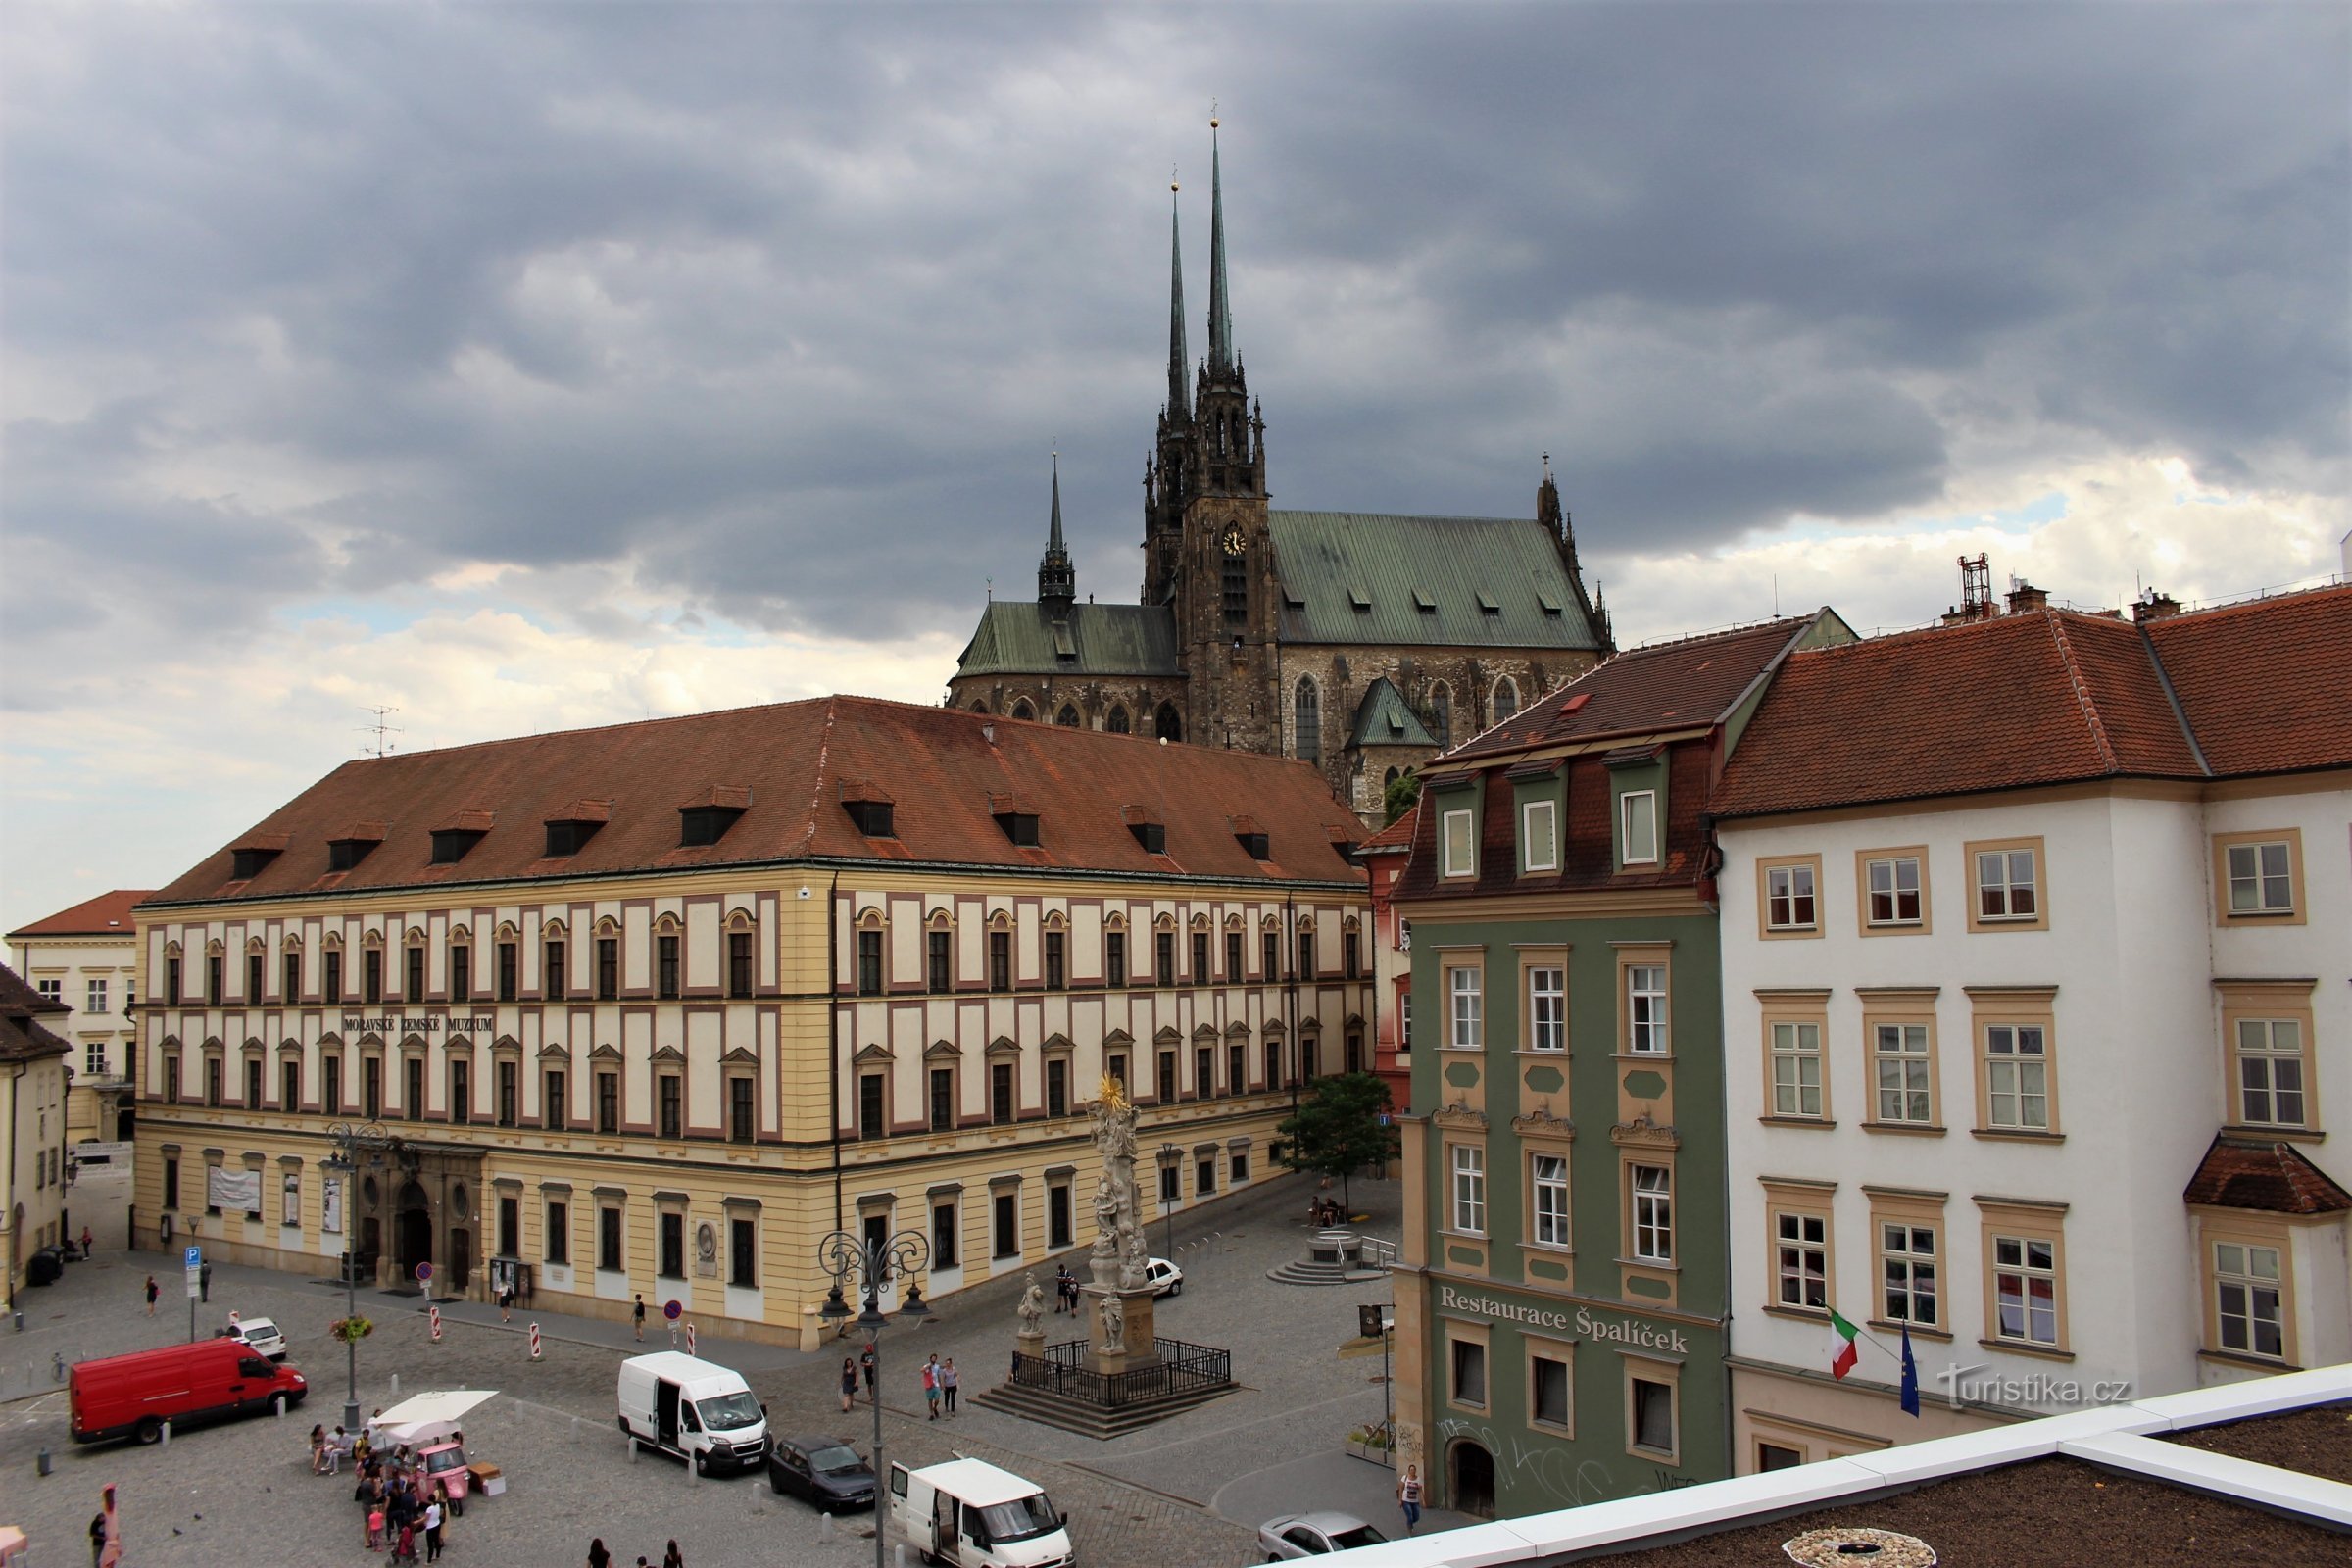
917, 1457, 1049, 1508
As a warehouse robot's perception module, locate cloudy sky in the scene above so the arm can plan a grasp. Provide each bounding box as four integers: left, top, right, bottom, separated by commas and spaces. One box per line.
3, 2, 2345, 933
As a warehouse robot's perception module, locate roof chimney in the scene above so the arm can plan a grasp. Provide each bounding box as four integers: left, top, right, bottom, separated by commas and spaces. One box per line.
2005, 578, 2049, 615
2132, 588, 2183, 623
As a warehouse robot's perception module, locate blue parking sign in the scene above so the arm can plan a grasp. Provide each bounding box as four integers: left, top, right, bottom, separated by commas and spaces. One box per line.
185, 1246, 202, 1268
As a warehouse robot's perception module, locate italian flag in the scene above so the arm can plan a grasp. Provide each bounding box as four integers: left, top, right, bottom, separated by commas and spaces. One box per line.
1827, 1309, 1861, 1380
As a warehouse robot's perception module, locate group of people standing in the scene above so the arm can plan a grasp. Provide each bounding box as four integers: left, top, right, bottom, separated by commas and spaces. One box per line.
919, 1353, 960, 1418
836, 1346, 958, 1416
329, 1427, 458, 1563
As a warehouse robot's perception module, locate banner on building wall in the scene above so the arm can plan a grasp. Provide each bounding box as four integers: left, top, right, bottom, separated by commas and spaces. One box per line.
209, 1165, 262, 1216
282, 1171, 302, 1227
322, 1177, 345, 1234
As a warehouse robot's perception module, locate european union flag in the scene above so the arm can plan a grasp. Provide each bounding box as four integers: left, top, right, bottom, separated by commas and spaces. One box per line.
1899, 1321, 1921, 1417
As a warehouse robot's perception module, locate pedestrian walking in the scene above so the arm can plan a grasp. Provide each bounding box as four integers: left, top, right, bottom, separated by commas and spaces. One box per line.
1054, 1263, 1073, 1312
838, 1356, 858, 1413
587, 1539, 612, 1568
633, 1294, 647, 1341
80, 1224, 94, 1257
1397, 1464, 1423, 1535
923, 1354, 941, 1419
499, 1283, 514, 1323
95, 1482, 122, 1568
423, 1496, 445, 1562
143, 1276, 157, 1315
367, 1503, 386, 1551
663, 1542, 684, 1568
859, 1342, 877, 1401
941, 1358, 958, 1414
199, 1260, 212, 1302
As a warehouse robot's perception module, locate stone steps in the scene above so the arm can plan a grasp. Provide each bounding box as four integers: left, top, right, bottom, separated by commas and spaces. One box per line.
1264, 1258, 1384, 1286
966, 1377, 1236, 1439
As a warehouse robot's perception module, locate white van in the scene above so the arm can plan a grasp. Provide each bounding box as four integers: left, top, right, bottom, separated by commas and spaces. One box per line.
888, 1456, 1075, 1568
615, 1351, 769, 1474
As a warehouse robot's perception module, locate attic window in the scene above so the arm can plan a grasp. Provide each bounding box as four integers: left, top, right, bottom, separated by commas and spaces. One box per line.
679, 806, 745, 848
846, 800, 896, 838
1283, 588, 1306, 610
229, 833, 289, 880
996, 811, 1041, 848
1537, 590, 1564, 615
1236, 830, 1270, 859
1130, 821, 1165, 854
1477, 590, 1500, 613
1052, 623, 1077, 661
1348, 585, 1372, 612
543, 799, 612, 858
1413, 588, 1437, 612
430, 829, 487, 864
326, 823, 386, 872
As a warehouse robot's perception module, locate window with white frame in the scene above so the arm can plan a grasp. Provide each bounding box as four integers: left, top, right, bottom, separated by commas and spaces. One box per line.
1450, 1145, 1487, 1234
1620, 791, 1658, 865
1631, 1163, 1673, 1262
1522, 799, 1558, 873
1866, 856, 1924, 925
1627, 965, 1668, 1054
1442, 808, 1476, 878
2214, 1242, 2284, 1360
87, 977, 109, 1013
1975, 848, 2038, 920
1528, 967, 1565, 1052
1992, 1234, 2060, 1346
1532, 1153, 1570, 1247
1771, 1021, 1823, 1117
1881, 1222, 1938, 1326
1765, 863, 1816, 931
1984, 1024, 2049, 1130
35, 978, 61, 1004
85, 1041, 108, 1077
2235, 1019, 2307, 1127
1874, 1023, 1934, 1123
2226, 840, 2295, 915
1449, 966, 1483, 1049
1398, 991, 1412, 1050
1775, 1210, 1828, 1309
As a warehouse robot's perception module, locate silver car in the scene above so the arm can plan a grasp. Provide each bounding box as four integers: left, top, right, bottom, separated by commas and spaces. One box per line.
226, 1314, 287, 1360
1257, 1511, 1389, 1559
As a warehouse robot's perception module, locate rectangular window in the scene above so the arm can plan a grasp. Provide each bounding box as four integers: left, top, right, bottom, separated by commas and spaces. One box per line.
403, 1058, 421, 1121
497, 1059, 518, 1127
1263, 931, 1280, 982
35, 978, 61, 1005
281, 1058, 301, 1111
1449, 966, 1483, 1049
2214, 1242, 2283, 1360
1627, 965, 1668, 1054
926, 929, 952, 993
544, 1069, 566, 1130
405, 946, 424, 1003
931, 1200, 959, 1269
450, 946, 471, 1003
166, 957, 182, 1003
1298, 931, 1316, 980
1156, 1049, 1177, 1103
1261, 1040, 1277, 1091
1882, 1222, 1938, 1327
728, 931, 754, 998
164, 1156, 180, 1209
2226, 840, 2296, 915
498, 941, 517, 1001
1231, 1149, 1250, 1183
325, 950, 343, 1004
1522, 798, 1558, 872
1528, 967, 1565, 1052
363, 1056, 381, 1118
1442, 807, 1475, 878
729, 1216, 757, 1288
87, 1040, 107, 1078
930, 1067, 955, 1132
1984, 1024, 2049, 1130
1874, 1023, 1935, 1124
362, 949, 380, 1004
1531, 1351, 1571, 1430
1196, 1046, 1213, 1099
165, 1055, 183, 1103
1776, 1210, 1828, 1309
1226, 931, 1244, 981
1344, 930, 1360, 979
546, 1201, 568, 1264
209, 955, 224, 1004
596, 1070, 619, 1134
323, 1056, 341, 1115
499, 1196, 519, 1256
1155, 931, 1176, 988
729, 1076, 755, 1143
1106, 931, 1126, 987
246, 953, 263, 1004
660, 1211, 684, 1277
1450, 1145, 1487, 1234
449, 1057, 469, 1124
1159, 1162, 1181, 1205
599, 1206, 623, 1271
1449, 1337, 1488, 1408
1196, 1153, 1216, 1196
1866, 855, 1925, 926
244, 1058, 262, 1108
1047, 931, 1066, 990
1630, 1376, 1675, 1455
278, 955, 297, 1004
597, 938, 618, 1001
1227, 1044, 1245, 1098
658, 934, 681, 999
1975, 847, 2039, 921
1047, 1058, 1069, 1117
1765, 861, 1818, 931
1620, 790, 1658, 865
993, 1193, 1018, 1257
1992, 1233, 2060, 1346
2235, 1019, 2307, 1127
1049, 1184, 1072, 1250
991, 1061, 1015, 1125
659, 1073, 682, 1139
1302, 1035, 1320, 1080
1110, 1053, 1130, 1096
544, 941, 565, 999
1399, 992, 1412, 1050
1771, 1021, 1824, 1118
857, 929, 883, 996
1532, 1153, 1570, 1248
1632, 1163, 1674, 1262
1191, 932, 1209, 985
990, 931, 1012, 992
858, 1072, 885, 1140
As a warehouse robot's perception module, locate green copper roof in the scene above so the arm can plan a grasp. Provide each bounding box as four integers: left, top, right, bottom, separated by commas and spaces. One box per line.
1265, 510, 1602, 650
956, 601, 1179, 678
1350, 677, 1438, 748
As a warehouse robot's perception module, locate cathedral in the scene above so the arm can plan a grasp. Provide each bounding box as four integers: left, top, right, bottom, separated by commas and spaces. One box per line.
948, 126, 1613, 817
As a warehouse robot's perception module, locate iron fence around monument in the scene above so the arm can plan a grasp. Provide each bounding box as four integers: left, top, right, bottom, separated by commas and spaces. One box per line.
1011, 1336, 1232, 1408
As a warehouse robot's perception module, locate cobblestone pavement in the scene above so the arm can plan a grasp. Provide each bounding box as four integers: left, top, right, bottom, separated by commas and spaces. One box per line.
1, 1169, 1445, 1566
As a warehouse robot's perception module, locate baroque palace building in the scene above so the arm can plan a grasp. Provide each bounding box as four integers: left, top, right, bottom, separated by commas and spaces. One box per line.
10, 889, 151, 1146
128, 698, 1371, 1338
948, 126, 1613, 818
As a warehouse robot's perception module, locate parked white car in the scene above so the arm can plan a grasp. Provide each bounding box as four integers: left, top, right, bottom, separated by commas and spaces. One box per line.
1144, 1257, 1184, 1298
225, 1314, 287, 1360
1257, 1512, 1388, 1558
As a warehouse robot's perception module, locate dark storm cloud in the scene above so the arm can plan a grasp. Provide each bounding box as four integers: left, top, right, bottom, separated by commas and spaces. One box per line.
2, 2, 2342, 660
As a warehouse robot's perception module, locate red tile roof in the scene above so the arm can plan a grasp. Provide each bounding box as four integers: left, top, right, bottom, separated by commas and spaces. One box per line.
0, 963, 74, 1063
1357, 806, 1419, 855
2183, 1136, 2352, 1215
2145, 583, 2352, 777
147, 696, 1368, 908
1449, 614, 1834, 760
7, 889, 157, 940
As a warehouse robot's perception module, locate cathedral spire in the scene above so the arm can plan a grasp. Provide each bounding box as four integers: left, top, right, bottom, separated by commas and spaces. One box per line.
1038, 453, 1076, 610
1206, 110, 1235, 378
1167, 176, 1190, 420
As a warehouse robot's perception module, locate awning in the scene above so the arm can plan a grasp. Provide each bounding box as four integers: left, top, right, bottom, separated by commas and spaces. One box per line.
369, 1389, 498, 1446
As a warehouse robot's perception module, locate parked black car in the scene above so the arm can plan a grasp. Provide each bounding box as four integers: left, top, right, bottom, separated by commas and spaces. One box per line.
765, 1434, 875, 1512
25, 1246, 66, 1287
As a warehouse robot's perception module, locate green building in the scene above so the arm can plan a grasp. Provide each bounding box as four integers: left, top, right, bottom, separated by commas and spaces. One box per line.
1388, 611, 1851, 1518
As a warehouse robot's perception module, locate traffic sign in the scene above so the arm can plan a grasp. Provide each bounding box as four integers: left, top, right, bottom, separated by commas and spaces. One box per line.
415, 1261, 434, 1284
184, 1246, 202, 1268
662, 1298, 683, 1322
184, 1267, 200, 1300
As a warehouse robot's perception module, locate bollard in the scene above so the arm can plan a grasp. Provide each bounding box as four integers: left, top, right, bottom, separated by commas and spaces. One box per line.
160, 1420, 172, 1446
37, 1446, 53, 1477
429, 1305, 442, 1343
817, 1513, 834, 1544
53, 1352, 67, 1383
895, 1544, 908, 1568
686, 1323, 696, 1357
571, 1417, 582, 1444
690, 1452, 700, 1486
628, 1437, 639, 1464
390, 1373, 401, 1398
528, 1322, 543, 1361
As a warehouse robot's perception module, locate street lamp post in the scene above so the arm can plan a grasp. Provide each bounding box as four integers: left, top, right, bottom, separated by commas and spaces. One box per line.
323, 1119, 393, 1431
815, 1226, 930, 1568
1157, 1144, 1182, 1260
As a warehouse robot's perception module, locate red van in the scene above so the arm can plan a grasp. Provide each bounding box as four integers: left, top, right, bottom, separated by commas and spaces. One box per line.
70, 1338, 308, 1445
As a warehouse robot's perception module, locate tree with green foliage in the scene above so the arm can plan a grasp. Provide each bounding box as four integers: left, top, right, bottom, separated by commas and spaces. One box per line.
1277, 1071, 1399, 1214
1382, 768, 1420, 826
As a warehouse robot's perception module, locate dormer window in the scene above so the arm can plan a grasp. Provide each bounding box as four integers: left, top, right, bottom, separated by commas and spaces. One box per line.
1230, 815, 1270, 859
326, 823, 386, 872
677, 785, 751, 848
991, 793, 1040, 848
543, 799, 612, 858
1122, 806, 1164, 855
229, 833, 288, 880
840, 779, 897, 839
431, 829, 486, 864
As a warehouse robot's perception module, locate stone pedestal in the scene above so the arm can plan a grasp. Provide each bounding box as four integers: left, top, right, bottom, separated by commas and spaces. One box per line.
1081, 1283, 1158, 1376
1015, 1329, 1045, 1364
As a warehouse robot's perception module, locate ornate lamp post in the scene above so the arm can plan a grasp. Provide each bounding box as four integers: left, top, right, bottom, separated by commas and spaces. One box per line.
816, 1226, 930, 1568
322, 1119, 395, 1430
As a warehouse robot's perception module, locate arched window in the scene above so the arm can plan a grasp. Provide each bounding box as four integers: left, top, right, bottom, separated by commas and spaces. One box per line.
1223, 547, 1248, 625
1055, 705, 1080, 728
1105, 705, 1131, 734
1294, 676, 1321, 763
1429, 683, 1453, 749
1010, 698, 1036, 722
1384, 766, 1401, 789
969, 701, 990, 715
1493, 675, 1520, 726
1155, 702, 1183, 742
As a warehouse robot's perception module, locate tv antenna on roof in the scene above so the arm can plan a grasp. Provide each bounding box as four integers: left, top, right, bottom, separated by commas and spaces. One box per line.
359, 705, 403, 759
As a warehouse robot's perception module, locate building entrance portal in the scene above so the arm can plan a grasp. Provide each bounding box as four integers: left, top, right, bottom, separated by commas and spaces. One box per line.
1449, 1437, 1495, 1518
395, 1181, 432, 1282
